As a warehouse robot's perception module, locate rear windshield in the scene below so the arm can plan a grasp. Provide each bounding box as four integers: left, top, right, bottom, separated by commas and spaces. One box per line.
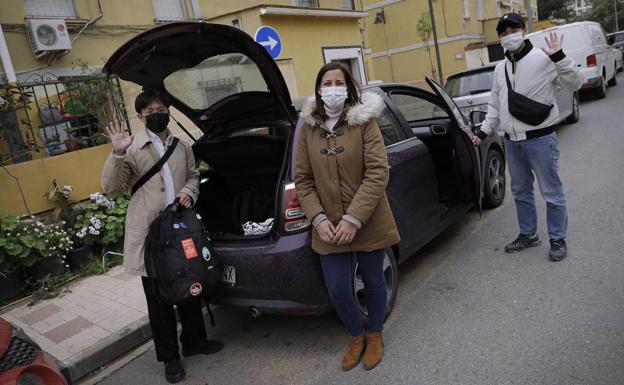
444, 69, 494, 98
164, 53, 269, 110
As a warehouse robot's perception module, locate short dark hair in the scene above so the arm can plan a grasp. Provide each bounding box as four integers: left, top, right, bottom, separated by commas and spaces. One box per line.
312, 62, 361, 120
134, 89, 171, 114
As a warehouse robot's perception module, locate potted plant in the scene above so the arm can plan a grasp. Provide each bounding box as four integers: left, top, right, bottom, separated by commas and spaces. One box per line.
70, 192, 128, 269
0, 213, 27, 302
22, 219, 73, 282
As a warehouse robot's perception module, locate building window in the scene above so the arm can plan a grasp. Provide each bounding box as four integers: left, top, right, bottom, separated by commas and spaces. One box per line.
341, 0, 355, 10
232, 19, 241, 29
23, 0, 78, 18
201, 77, 242, 107
487, 43, 504, 62
152, 0, 199, 22
292, 0, 319, 7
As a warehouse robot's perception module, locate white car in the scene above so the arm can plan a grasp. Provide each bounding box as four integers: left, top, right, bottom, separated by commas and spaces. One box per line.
611, 47, 623, 72
527, 22, 618, 99
443, 61, 579, 129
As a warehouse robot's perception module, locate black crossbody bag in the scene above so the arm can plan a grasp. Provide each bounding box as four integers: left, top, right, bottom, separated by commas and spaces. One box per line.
505, 65, 553, 126
131, 137, 179, 196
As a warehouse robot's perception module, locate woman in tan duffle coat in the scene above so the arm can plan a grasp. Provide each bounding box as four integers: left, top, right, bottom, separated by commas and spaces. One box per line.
295, 62, 400, 371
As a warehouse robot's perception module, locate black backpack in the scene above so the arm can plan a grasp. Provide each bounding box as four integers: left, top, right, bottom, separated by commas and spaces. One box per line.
144, 200, 219, 305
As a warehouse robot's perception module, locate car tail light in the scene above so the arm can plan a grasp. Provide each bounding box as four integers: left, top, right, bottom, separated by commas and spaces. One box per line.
281, 183, 310, 234
587, 54, 597, 67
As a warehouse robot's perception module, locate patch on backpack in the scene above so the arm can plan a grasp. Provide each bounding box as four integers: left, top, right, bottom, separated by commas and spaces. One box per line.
202, 246, 211, 262
189, 282, 202, 296
181, 238, 198, 259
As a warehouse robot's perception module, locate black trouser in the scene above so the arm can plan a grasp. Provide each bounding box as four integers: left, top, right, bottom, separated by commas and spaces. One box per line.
141, 277, 207, 362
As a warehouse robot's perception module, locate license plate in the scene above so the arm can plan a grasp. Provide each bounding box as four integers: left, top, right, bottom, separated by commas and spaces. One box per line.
221, 265, 236, 285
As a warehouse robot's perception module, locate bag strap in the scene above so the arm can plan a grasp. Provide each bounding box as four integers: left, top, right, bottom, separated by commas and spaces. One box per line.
131, 137, 179, 197
504, 64, 513, 91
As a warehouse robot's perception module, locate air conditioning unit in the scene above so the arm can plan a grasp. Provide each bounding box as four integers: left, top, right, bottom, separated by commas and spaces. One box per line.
25, 19, 72, 55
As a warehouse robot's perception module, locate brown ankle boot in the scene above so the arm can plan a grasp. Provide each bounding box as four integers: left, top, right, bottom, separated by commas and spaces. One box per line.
342, 334, 366, 371
363, 332, 383, 370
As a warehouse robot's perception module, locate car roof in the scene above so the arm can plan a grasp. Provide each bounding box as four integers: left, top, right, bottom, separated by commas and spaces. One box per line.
608, 31, 624, 36
445, 62, 500, 80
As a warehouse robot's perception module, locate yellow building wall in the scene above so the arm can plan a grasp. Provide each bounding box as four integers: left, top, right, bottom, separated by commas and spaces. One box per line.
0, 144, 111, 216
202, 0, 359, 19
362, 0, 539, 84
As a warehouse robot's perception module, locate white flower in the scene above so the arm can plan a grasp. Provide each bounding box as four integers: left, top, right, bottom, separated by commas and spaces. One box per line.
94, 223, 101, 230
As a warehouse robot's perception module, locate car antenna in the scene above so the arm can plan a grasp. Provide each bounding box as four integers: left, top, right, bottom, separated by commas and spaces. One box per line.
169, 114, 198, 143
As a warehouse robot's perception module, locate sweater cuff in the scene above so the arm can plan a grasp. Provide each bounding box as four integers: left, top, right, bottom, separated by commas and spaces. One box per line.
549, 49, 566, 63
476, 130, 488, 140
342, 214, 362, 229
312, 213, 328, 227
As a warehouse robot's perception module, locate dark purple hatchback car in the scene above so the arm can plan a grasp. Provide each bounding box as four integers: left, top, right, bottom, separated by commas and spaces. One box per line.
104, 22, 505, 319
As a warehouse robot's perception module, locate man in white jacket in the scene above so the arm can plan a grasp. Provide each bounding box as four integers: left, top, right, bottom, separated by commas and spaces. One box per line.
473, 13, 583, 261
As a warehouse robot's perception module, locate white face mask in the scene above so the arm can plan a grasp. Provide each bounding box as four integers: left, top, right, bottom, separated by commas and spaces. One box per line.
500, 31, 525, 52
320, 86, 348, 110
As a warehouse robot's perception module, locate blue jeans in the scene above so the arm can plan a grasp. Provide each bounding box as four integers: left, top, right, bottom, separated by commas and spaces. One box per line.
504, 132, 567, 240
319, 250, 387, 336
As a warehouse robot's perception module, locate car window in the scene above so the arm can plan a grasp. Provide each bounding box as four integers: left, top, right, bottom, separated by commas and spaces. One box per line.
376, 107, 407, 146
164, 53, 269, 110
390, 93, 448, 122
444, 70, 494, 98
615, 34, 624, 43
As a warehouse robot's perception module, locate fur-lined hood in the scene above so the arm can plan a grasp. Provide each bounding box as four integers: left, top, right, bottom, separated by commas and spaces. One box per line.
300, 92, 385, 128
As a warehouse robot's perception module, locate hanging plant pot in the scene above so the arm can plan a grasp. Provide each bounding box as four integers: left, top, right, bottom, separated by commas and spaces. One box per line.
64, 138, 80, 152
26, 256, 66, 283
0, 268, 28, 302
67, 245, 96, 272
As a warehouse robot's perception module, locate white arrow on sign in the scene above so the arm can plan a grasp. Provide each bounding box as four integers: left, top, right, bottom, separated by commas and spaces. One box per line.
259, 36, 278, 51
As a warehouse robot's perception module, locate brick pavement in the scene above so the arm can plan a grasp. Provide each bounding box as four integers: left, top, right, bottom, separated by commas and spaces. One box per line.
1, 266, 148, 366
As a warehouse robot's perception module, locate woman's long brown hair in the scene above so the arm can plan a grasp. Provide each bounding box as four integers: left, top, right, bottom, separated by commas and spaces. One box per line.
312, 62, 361, 120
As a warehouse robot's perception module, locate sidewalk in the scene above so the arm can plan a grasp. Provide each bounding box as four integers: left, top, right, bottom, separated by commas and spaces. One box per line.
0, 266, 152, 383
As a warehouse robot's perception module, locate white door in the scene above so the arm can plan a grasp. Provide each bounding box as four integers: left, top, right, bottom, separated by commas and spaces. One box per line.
323, 46, 367, 85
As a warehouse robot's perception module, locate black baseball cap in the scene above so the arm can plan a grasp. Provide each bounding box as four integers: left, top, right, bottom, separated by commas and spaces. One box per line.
496, 13, 526, 34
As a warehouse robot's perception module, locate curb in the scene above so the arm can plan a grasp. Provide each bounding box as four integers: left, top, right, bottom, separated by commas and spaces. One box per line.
63, 316, 152, 383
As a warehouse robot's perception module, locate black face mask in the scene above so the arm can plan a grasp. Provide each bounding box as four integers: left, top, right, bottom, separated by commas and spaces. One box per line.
145, 112, 170, 133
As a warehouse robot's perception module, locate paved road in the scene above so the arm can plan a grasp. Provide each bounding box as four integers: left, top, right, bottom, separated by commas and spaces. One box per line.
95, 72, 624, 385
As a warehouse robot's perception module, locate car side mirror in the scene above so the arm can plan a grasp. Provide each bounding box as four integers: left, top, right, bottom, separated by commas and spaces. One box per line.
470, 110, 487, 127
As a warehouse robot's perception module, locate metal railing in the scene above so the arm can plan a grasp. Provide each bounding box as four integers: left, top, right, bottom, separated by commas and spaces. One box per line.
0, 74, 129, 165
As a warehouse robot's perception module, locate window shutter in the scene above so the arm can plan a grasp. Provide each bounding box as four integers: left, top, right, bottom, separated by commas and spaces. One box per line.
152, 0, 191, 21
23, 0, 78, 18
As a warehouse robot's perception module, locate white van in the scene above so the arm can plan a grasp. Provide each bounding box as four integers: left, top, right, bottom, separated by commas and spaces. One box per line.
527, 21, 618, 99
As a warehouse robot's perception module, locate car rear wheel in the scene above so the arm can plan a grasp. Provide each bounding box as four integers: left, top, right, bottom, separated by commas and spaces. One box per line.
608, 65, 618, 86
352, 248, 398, 323
595, 76, 607, 99
482, 149, 506, 208
566, 92, 580, 124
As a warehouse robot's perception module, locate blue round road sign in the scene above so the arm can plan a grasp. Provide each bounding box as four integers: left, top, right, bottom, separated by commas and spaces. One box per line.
254, 26, 282, 60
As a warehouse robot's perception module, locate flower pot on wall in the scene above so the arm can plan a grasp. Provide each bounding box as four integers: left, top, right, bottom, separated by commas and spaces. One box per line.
0, 268, 28, 302
64, 138, 80, 152
67, 245, 96, 272
26, 256, 66, 283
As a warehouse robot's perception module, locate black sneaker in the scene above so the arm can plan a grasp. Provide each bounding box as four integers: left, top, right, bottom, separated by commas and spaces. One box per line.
164, 359, 186, 384
549, 239, 567, 262
504, 233, 542, 253
181, 339, 224, 357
